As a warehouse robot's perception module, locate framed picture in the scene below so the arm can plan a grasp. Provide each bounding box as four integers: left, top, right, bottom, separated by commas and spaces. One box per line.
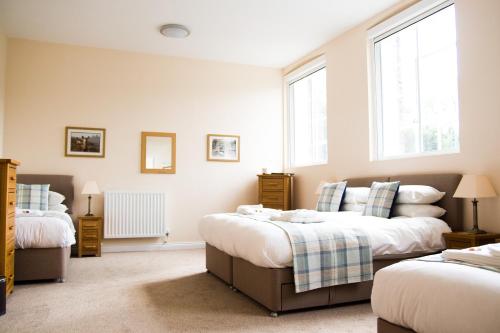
65, 126, 106, 158
207, 134, 240, 162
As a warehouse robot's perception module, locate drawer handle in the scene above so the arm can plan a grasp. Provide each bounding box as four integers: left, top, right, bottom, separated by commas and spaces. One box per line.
9, 225, 14, 230
84, 245, 97, 249
9, 176, 15, 181
9, 201, 14, 206
9, 250, 14, 256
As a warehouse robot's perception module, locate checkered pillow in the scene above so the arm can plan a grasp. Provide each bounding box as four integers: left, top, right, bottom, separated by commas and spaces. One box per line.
16, 184, 50, 210
363, 181, 400, 218
316, 181, 347, 212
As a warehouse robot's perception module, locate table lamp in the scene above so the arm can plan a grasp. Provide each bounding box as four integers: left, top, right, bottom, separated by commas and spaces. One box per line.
82, 181, 100, 216
453, 175, 497, 233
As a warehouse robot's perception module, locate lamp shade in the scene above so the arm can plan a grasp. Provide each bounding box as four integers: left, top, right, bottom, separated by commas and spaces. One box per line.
81, 181, 100, 195
453, 175, 497, 199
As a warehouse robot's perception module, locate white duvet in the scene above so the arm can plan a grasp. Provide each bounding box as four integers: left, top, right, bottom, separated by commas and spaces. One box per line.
16, 210, 76, 249
371, 260, 500, 333
198, 211, 451, 268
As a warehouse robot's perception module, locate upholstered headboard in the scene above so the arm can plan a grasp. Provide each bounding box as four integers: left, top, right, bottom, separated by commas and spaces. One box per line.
344, 173, 463, 231
17, 174, 75, 214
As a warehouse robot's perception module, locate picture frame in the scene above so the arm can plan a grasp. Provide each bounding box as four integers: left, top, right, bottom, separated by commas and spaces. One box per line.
65, 126, 106, 158
207, 134, 240, 162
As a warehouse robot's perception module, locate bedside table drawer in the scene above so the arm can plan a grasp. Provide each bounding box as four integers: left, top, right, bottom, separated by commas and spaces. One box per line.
82, 220, 99, 229
82, 229, 99, 240
82, 242, 99, 252
446, 239, 471, 249
262, 178, 284, 191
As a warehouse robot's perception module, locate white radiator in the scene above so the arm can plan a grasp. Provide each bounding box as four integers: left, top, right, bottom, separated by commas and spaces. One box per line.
104, 191, 167, 238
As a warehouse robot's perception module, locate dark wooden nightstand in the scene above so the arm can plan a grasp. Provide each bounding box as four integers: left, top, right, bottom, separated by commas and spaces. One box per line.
77, 216, 102, 257
443, 232, 500, 249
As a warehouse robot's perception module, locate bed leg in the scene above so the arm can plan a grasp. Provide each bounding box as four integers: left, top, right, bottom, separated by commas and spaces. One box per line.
269, 312, 278, 318
56, 277, 65, 283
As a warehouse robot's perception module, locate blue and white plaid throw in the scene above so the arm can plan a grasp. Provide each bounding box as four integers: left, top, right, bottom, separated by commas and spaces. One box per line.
268, 220, 373, 293
316, 181, 347, 212
16, 184, 50, 210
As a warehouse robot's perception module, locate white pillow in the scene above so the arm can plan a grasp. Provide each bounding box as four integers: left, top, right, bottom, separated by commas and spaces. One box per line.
340, 203, 366, 212
395, 185, 445, 204
343, 187, 370, 204
392, 204, 446, 218
48, 203, 68, 213
48, 191, 66, 205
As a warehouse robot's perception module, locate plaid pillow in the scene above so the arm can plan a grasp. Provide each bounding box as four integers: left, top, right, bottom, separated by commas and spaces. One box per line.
316, 181, 347, 212
363, 181, 400, 218
16, 184, 50, 210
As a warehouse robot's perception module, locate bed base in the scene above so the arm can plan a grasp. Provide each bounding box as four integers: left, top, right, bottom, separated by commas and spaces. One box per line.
377, 318, 415, 333
206, 244, 427, 315
14, 247, 71, 282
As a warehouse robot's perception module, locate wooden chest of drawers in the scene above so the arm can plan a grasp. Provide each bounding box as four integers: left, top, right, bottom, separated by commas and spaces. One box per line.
78, 216, 102, 257
258, 174, 294, 210
0, 159, 20, 297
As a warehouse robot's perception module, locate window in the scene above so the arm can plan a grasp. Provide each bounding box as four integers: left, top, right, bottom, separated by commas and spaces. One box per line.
369, 0, 459, 160
286, 57, 327, 167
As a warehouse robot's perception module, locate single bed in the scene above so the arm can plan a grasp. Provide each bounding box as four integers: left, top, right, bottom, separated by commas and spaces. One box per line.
372, 257, 500, 333
14, 174, 75, 282
201, 173, 463, 315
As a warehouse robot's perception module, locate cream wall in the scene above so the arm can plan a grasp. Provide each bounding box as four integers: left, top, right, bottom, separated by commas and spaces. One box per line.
0, 31, 6, 155
285, 0, 500, 233
4, 39, 283, 244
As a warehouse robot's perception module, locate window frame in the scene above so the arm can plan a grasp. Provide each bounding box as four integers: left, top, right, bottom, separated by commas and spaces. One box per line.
367, 0, 459, 161
285, 56, 327, 168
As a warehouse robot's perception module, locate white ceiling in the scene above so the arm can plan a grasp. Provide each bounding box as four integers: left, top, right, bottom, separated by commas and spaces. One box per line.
0, 0, 402, 68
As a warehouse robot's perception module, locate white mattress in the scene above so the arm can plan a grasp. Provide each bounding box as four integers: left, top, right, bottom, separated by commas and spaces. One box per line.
371, 260, 500, 333
16, 211, 76, 249
198, 211, 451, 268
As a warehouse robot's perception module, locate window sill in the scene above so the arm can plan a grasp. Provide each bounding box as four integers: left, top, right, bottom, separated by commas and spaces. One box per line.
371, 149, 460, 162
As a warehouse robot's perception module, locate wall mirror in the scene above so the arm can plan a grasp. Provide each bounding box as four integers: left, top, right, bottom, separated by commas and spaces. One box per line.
141, 132, 176, 174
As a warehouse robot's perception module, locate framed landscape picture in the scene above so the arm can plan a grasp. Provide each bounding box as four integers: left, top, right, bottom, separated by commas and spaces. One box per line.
65, 126, 106, 158
207, 134, 240, 162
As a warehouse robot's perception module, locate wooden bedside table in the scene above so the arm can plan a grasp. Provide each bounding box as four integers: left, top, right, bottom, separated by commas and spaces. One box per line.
78, 216, 102, 257
443, 232, 500, 249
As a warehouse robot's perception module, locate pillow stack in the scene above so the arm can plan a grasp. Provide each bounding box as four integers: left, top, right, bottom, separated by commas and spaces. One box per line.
316, 180, 447, 219
48, 191, 68, 212
392, 185, 446, 218
16, 184, 67, 213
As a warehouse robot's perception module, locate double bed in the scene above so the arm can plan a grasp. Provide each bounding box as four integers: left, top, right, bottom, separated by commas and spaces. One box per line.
200, 173, 463, 315
15, 174, 75, 282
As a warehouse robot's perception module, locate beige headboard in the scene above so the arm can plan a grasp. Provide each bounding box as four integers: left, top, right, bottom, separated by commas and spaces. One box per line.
344, 173, 463, 231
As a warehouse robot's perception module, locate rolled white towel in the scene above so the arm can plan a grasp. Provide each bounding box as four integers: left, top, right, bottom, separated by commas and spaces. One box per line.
236, 204, 264, 215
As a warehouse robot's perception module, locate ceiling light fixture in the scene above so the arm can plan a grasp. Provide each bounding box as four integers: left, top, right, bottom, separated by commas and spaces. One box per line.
159, 24, 190, 38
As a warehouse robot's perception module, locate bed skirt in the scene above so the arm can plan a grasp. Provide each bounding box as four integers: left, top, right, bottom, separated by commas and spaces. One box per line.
206, 243, 428, 314
15, 247, 71, 282
377, 318, 415, 333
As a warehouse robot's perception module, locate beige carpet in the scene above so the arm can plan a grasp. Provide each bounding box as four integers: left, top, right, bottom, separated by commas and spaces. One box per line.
0, 249, 376, 333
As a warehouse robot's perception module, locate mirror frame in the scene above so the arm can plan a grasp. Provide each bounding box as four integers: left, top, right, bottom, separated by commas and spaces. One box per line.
141, 132, 176, 174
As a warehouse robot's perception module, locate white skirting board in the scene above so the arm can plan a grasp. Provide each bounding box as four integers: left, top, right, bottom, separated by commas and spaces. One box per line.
102, 241, 206, 253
